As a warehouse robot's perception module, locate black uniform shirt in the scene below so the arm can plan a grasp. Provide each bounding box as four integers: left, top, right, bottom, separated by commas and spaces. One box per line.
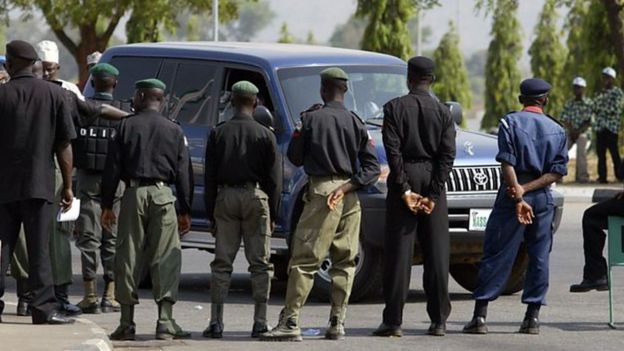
287, 101, 380, 187
204, 113, 282, 221
0, 73, 76, 204
101, 109, 192, 214
382, 89, 456, 201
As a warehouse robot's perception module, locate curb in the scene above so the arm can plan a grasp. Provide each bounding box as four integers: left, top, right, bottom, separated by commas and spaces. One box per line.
556, 186, 621, 203
72, 317, 113, 351
3, 302, 113, 351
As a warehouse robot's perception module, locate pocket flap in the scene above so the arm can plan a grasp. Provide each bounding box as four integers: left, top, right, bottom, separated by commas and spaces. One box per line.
151, 190, 177, 205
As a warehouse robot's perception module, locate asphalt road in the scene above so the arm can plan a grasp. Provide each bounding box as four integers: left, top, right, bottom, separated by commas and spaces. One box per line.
6, 200, 624, 350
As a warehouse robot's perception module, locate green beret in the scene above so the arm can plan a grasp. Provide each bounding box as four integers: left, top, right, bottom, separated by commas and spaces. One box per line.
320, 67, 348, 81
135, 78, 166, 91
231, 80, 259, 95
90, 63, 119, 77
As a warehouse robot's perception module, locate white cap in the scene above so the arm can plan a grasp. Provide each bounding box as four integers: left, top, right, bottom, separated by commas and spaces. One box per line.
572, 77, 587, 87
36, 40, 59, 64
603, 67, 617, 79
86, 51, 102, 65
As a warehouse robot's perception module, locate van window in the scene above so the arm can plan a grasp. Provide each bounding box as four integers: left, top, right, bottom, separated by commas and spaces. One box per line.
167, 62, 218, 126
218, 68, 276, 128
107, 56, 163, 102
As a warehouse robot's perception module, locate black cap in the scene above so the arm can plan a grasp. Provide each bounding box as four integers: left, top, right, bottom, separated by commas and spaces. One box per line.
6, 40, 38, 61
408, 56, 435, 77
520, 78, 552, 97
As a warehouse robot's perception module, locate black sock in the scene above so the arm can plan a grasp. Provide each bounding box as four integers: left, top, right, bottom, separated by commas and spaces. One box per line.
525, 303, 541, 319
474, 300, 488, 318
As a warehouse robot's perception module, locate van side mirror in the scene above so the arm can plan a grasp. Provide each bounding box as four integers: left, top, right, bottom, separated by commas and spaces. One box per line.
444, 101, 463, 126
253, 105, 275, 131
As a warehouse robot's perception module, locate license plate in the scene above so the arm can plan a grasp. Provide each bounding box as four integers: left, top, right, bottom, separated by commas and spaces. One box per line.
469, 209, 492, 231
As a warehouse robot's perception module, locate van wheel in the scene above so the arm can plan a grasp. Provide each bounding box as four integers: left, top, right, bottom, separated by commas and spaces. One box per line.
449, 244, 528, 295
310, 242, 383, 302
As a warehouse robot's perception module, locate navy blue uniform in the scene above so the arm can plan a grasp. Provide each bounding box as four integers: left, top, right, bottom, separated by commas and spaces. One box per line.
474, 108, 568, 305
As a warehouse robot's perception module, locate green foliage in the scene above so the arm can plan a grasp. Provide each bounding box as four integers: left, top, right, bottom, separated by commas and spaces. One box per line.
356, 0, 415, 60
528, 0, 567, 118
222, 0, 274, 42
432, 22, 472, 120
306, 31, 317, 45
563, 0, 617, 93
481, 0, 522, 131
329, 14, 432, 53
278, 22, 294, 44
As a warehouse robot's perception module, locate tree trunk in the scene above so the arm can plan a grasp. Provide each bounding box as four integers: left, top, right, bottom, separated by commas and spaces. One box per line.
602, 0, 624, 84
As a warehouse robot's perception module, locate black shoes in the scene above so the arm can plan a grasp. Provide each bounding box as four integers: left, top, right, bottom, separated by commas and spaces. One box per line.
463, 316, 488, 334
155, 322, 192, 340
110, 324, 137, 341
58, 301, 82, 316
427, 322, 446, 336
46, 311, 75, 325
570, 278, 609, 292
17, 298, 31, 316
372, 323, 403, 337
519, 317, 539, 334
202, 322, 224, 339
251, 322, 269, 338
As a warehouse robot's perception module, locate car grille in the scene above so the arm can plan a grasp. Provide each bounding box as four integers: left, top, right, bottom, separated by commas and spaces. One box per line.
446, 166, 501, 193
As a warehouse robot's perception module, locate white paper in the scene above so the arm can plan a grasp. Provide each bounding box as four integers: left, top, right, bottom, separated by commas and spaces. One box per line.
57, 198, 81, 222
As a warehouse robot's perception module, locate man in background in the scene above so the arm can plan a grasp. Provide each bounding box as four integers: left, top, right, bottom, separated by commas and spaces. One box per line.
560, 77, 592, 183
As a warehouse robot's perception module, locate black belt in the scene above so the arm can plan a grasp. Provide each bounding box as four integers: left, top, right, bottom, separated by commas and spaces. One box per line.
222, 182, 259, 189
129, 178, 166, 187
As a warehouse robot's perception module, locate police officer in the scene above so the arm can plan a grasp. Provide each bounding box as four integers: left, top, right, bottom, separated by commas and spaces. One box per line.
261, 67, 380, 342
202, 81, 281, 339
101, 78, 192, 340
74, 63, 130, 314
463, 79, 568, 335
0, 40, 76, 325
373, 56, 456, 338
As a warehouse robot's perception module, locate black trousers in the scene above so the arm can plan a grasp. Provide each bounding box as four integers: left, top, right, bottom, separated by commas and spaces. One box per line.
382, 163, 451, 326
596, 130, 622, 182
0, 199, 57, 323
581, 197, 624, 280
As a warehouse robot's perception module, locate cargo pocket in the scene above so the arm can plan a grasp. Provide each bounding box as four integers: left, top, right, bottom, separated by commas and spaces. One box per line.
252, 189, 271, 236
151, 189, 177, 226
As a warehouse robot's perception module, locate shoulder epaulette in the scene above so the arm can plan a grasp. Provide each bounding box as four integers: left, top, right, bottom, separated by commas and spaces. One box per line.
350, 110, 365, 124
545, 114, 564, 127
300, 103, 323, 118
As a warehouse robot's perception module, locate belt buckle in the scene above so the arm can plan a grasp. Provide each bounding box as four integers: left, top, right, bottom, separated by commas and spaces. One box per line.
156, 181, 164, 189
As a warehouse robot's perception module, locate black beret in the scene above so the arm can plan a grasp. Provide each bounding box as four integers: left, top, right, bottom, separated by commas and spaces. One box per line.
6, 40, 38, 61
408, 56, 435, 76
520, 78, 552, 97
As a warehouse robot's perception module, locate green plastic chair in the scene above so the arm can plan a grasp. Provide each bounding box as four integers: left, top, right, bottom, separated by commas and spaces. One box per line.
607, 216, 624, 329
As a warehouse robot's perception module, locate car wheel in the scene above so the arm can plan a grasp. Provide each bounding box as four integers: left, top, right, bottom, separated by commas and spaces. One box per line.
449, 243, 528, 295
310, 242, 383, 302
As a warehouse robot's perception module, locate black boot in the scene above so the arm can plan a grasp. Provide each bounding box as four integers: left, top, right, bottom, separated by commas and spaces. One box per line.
110, 305, 136, 341
55, 284, 82, 316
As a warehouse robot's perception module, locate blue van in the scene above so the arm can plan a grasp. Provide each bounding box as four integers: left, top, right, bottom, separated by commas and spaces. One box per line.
87, 42, 564, 301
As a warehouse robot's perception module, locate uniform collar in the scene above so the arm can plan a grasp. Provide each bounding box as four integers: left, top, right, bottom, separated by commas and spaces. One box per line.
91, 92, 114, 101
8, 72, 34, 80
232, 112, 254, 121
522, 106, 544, 114
324, 100, 347, 110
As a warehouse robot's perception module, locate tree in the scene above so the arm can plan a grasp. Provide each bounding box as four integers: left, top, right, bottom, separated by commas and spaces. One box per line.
480, 0, 523, 131
432, 22, 472, 117
278, 22, 295, 44
221, 0, 274, 42
10, 0, 243, 85
602, 0, 624, 81
356, 0, 439, 60
563, 0, 616, 92
306, 31, 317, 45
329, 15, 367, 49
528, 0, 567, 118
